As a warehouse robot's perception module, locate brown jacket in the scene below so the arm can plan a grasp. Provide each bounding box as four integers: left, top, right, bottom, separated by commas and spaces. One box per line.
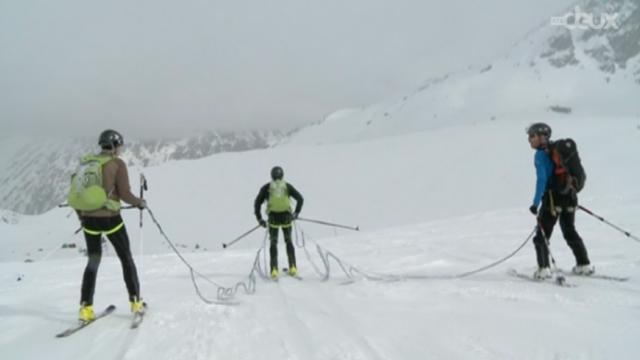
80, 153, 143, 218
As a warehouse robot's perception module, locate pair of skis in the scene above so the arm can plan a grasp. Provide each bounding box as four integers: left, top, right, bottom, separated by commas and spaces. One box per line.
508, 269, 577, 287
270, 268, 303, 282
55, 304, 146, 338
281, 267, 303, 281
508, 268, 628, 287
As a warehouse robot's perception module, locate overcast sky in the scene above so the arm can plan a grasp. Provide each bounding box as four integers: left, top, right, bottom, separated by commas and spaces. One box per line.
0, 0, 575, 139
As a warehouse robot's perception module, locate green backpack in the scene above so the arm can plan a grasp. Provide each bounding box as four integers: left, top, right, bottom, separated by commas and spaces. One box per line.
67, 155, 121, 212
267, 180, 291, 213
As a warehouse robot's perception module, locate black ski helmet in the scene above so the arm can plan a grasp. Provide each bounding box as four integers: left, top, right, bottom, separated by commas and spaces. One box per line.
526, 123, 552, 138
271, 166, 284, 180
98, 129, 124, 149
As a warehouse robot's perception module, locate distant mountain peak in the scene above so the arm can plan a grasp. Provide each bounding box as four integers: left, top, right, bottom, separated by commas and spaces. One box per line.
0, 130, 285, 215
286, 0, 640, 145
540, 0, 640, 75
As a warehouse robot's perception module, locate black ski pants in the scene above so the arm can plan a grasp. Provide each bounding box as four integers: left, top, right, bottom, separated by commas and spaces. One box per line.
268, 212, 296, 270
533, 192, 590, 268
80, 215, 140, 305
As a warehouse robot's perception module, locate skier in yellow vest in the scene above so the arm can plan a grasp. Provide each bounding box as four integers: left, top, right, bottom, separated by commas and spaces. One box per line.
254, 166, 304, 279
68, 129, 146, 322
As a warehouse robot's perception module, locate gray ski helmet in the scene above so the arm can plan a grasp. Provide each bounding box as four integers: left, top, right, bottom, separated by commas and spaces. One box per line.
98, 129, 124, 149
526, 122, 552, 138
271, 166, 284, 180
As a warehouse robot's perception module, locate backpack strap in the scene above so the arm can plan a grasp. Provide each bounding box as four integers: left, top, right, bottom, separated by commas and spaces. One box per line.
81, 154, 115, 166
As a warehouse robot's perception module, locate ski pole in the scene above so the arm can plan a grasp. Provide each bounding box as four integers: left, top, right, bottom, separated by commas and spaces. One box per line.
223, 225, 262, 249
139, 174, 148, 272
578, 205, 639, 243
296, 217, 360, 231
140, 173, 147, 228
537, 218, 566, 285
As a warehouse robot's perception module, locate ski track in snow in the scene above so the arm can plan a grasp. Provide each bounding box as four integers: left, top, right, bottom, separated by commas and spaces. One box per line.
277, 278, 386, 360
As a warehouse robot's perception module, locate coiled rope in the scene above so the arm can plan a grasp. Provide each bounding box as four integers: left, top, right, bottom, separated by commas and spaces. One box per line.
146, 207, 262, 304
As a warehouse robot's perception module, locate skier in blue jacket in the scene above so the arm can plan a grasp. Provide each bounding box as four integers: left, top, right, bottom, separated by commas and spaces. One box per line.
527, 123, 593, 279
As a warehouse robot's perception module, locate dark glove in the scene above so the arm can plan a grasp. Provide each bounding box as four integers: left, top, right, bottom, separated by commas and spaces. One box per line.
292, 212, 299, 220
137, 199, 147, 210
258, 219, 267, 228
529, 204, 538, 215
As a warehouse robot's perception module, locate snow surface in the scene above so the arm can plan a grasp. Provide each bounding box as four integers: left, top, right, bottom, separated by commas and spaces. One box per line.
1, 116, 640, 359
2, 4, 640, 353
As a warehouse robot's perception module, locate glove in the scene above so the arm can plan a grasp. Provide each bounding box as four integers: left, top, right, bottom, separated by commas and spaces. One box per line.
137, 199, 147, 210
258, 219, 267, 228
292, 212, 299, 220
529, 204, 538, 215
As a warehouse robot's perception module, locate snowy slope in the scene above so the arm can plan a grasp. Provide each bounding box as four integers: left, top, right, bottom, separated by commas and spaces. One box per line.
286, 0, 640, 145
0, 116, 639, 360
2, 1, 640, 358
1, 199, 639, 359
3, 117, 639, 262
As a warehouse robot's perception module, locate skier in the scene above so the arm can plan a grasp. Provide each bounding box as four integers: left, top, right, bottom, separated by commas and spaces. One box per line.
69, 129, 146, 322
527, 123, 594, 279
254, 166, 304, 279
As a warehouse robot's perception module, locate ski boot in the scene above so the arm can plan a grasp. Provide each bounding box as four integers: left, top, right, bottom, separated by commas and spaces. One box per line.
572, 264, 595, 276
78, 303, 95, 323
533, 267, 552, 280
288, 265, 298, 277
130, 297, 146, 315
270, 267, 279, 279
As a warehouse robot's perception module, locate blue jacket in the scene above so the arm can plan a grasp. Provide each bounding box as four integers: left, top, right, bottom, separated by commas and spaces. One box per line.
532, 148, 554, 207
